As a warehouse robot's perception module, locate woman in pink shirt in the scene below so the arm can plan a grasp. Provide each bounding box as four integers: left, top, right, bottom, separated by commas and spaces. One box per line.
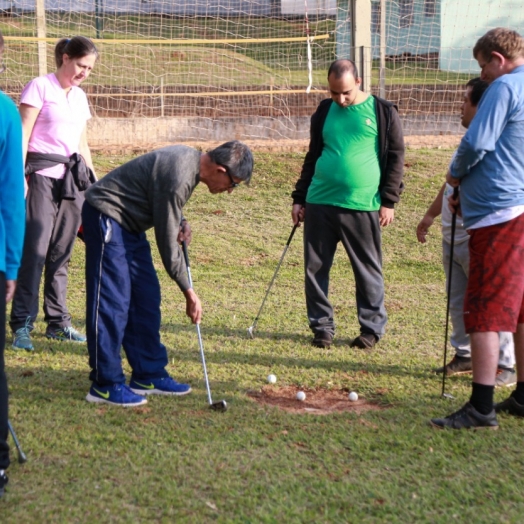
10, 36, 98, 350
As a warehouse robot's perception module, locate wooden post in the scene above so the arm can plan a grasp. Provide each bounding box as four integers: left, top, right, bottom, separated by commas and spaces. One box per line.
379, 0, 386, 99
160, 76, 164, 117
270, 76, 274, 117
350, 0, 372, 93
36, 0, 47, 76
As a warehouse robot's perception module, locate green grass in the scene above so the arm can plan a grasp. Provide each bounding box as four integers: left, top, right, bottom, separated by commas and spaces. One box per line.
3, 148, 523, 522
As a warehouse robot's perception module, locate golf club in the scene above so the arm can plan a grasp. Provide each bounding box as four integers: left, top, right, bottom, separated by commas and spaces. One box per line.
7, 420, 27, 464
441, 186, 459, 400
182, 241, 227, 412
247, 223, 298, 338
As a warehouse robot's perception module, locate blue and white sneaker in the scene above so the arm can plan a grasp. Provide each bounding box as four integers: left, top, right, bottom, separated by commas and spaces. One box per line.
46, 325, 86, 343
129, 377, 192, 396
86, 383, 147, 407
12, 317, 34, 351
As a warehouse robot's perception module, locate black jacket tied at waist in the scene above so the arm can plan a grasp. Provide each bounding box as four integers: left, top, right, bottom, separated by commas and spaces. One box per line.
25, 152, 96, 200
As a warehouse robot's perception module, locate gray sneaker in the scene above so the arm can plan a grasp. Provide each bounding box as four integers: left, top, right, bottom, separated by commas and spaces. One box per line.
12, 318, 34, 351
495, 368, 517, 388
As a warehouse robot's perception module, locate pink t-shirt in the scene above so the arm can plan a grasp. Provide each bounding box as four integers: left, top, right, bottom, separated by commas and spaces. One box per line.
21, 73, 91, 179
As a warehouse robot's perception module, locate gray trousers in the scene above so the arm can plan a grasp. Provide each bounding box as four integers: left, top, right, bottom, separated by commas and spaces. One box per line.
442, 238, 515, 368
10, 174, 83, 331
304, 203, 387, 338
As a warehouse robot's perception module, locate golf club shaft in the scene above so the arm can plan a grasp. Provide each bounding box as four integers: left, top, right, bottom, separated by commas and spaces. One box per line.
195, 322, 213, 405
250, 224, 298, 331
441, 186, 459, 397
7, 420, 27, 463
182, 241, 214, 406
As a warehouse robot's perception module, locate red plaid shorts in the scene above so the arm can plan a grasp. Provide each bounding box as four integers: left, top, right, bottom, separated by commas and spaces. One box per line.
464, 212, 524, 333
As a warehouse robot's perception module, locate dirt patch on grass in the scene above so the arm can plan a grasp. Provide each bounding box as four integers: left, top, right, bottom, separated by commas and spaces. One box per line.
248, 386, 384, 415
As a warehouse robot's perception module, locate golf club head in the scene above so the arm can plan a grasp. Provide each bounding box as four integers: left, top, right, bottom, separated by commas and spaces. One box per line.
247, 326, 254, 339
210, 400, 228, 412
441, 392, 455, 400
18, 451, 27, 464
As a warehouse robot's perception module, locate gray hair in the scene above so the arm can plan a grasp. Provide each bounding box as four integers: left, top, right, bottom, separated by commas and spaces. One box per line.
208, 140, 254, 185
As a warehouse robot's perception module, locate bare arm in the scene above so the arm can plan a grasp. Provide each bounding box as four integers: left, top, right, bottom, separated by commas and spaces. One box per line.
6, 281, 16, 303
19, 104, 40, 195
19, 103, 40, 162
379, 207, 395, 227
291, 203, 305, 226
416, 183, 445, 243
79, 125, 97, 180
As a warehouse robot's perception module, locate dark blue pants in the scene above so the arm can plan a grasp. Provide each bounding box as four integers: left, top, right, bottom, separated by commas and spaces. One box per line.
82, 201, 169, 386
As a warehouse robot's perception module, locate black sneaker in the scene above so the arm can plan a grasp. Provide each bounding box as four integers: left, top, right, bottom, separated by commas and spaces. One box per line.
312, 332, 333, 349
430, 402, 499, 430
0, 470, 8, 498
350, 333, 378, 349
434, 355, 472, 376
494, 395, 524, 417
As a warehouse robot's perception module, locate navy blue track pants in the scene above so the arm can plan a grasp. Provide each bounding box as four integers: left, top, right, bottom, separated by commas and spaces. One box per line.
82, 201, 169, 386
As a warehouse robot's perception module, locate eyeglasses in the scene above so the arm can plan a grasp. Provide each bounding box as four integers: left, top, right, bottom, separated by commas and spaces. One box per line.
221, 165, 239, 188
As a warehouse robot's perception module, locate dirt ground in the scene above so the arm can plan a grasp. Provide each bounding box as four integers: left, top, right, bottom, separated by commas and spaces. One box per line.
247, 385, 384, 415
91, 134, 462, 155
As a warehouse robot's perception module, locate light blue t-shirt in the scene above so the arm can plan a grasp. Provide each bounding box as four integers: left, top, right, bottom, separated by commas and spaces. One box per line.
450, 65, 524, 229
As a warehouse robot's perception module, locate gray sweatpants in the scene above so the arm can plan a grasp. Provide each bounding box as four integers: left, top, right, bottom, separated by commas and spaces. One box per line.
304, 203, 387, 339
10, 174, 83, 331
442, 238, 515, 368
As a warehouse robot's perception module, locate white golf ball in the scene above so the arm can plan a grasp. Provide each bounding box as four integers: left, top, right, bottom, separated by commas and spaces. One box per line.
349, 391, 358, 402
296, 391, 306, 401
267, 374, 277, 384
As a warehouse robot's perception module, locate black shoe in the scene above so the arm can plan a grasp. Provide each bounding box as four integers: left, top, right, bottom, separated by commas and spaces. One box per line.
312, 332, 333, 349
434, 356, 472, 376
494, 395, 524, 417
0, 470, 8, 498
350, 333, 378, 349
430, 402, 499, 430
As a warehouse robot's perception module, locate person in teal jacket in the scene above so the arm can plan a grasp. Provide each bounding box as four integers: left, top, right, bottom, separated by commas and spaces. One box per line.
0, 30, 26, 497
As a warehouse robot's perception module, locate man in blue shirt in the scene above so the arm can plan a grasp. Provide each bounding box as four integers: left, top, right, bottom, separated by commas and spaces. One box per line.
0, 30, 26, 496
432, 28, 524, 429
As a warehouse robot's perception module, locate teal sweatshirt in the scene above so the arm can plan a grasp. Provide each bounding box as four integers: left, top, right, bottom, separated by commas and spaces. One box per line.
0, 91, 25, 280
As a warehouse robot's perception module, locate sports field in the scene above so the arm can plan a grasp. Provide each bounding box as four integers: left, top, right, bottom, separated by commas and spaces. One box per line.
2, 147, 522, 522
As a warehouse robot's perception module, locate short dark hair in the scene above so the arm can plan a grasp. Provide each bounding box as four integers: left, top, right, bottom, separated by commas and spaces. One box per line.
54, 36, 98, 68
466, 77, 489, 106
208, 140, 254, 185
327, 59, 359, 80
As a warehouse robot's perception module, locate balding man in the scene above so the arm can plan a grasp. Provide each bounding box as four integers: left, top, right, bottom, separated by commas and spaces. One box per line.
291, 59, 405, 350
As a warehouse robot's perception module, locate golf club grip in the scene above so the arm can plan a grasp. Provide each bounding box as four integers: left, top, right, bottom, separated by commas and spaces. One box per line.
181, 240, 190, 271
286, 223, 299, 246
